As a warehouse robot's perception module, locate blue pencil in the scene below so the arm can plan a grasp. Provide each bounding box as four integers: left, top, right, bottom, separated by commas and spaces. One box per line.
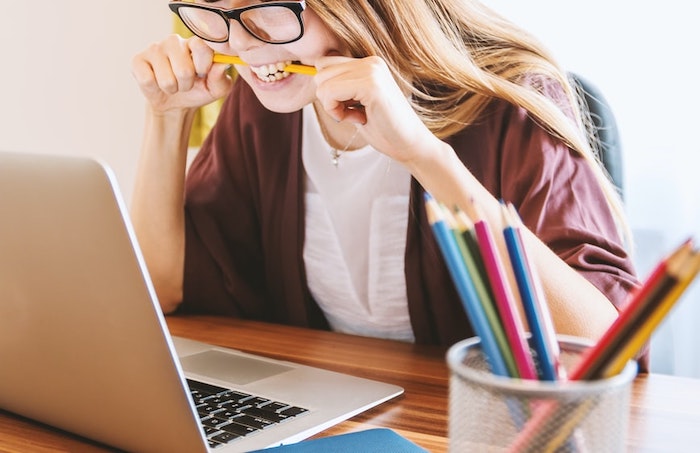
445, 206, 519, 378
424, 193, 508, 376
501, 203, 560, 381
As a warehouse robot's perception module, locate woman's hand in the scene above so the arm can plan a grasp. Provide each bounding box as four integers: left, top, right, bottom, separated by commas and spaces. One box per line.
314, 55, 443, 165
131, 34, 233, 114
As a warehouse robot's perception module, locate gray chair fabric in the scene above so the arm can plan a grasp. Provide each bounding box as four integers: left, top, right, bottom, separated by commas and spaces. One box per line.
569, 73, 624, 198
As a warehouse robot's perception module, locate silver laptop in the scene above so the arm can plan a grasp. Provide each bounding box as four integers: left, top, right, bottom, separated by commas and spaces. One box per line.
0, 151, 403, 452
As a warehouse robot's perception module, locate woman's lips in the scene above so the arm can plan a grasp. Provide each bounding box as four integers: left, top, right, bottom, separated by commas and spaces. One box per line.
249, 60, 295, 82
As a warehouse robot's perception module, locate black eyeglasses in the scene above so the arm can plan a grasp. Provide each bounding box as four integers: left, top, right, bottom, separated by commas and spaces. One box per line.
169, 1, 306, 44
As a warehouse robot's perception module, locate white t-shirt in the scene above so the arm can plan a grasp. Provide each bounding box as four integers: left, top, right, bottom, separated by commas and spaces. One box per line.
301, 104, 414, 342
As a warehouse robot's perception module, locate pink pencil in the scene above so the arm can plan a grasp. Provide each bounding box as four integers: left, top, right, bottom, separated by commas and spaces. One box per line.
467, 201, 537, 380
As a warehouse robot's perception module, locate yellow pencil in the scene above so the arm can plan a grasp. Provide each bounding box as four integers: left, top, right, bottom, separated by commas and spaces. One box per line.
603, 248, 700, 377
212, 54, 317, 76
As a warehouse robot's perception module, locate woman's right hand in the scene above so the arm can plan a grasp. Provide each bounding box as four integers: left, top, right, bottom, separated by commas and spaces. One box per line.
131, 35, 232, 312
131, 34, 233, 114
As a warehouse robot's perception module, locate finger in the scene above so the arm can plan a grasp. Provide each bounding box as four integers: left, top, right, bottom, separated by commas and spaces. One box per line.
130, 54, 158, 91
188, 37, 214, 78
138, 47, 181, 96
314, 55, 353, 71
313, 55, 357, 87
165, 49, 199, 93
339, 102, 367, 125
317, 76, 368, 121
206, 64, 234, 99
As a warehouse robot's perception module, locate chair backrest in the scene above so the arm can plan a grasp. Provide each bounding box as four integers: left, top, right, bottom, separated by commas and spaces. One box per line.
569, 73, 624, 198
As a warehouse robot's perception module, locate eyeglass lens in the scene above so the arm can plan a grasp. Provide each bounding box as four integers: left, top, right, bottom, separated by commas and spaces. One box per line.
177, 5, 302, 43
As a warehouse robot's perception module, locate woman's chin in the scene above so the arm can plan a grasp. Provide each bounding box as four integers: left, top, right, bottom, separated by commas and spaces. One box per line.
243, 74, 313, 113
257, 98, 307, 114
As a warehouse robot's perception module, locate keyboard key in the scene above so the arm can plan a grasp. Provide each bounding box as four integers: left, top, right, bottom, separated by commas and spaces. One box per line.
262, 401, 290, 413
246, 397, 270, 407
214, 409, 239, 420
203, 426, 218, 436
187, 379, 229, 396
219, 401, 251, 411
220, 390, 254, 403
219, 421, 257, 436
232, 414, 274, 430
201, 416, 228, 429
280, 406, 309, 417
243, 407, 290, 423
210, 431, 241, 445
197, 403, 222, 415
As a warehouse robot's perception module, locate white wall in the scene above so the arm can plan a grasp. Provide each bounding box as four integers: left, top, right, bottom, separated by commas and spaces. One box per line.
2, 1, 699, 376
0, 1, 171, 203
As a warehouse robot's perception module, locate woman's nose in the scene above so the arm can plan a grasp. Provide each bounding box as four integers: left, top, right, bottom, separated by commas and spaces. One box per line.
227, 20, 263, 52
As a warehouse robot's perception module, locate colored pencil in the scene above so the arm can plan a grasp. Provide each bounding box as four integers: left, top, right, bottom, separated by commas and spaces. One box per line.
213, 54, 317, 75
500, 203, 578, 450
503, 203, 561, 381
508, 238, 700, 453
466, 203, 538, 380
602, 246, 700, 377
445, 207, 519, 378
424, 193, 508, 376
569, 238, 694, 381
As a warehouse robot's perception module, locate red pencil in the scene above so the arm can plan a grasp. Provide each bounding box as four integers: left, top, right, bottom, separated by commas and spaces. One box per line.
568, 238, 693, 380
602, 247, 700, 377
507, 238, 697, 453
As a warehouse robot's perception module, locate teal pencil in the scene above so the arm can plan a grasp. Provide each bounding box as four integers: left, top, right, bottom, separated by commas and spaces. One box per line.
428, 195, 529, 431
424, 193, 508, 377
444, 206, 519, 378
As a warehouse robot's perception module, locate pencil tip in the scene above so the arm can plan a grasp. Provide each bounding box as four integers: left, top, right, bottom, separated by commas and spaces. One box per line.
500, 204, 514, 227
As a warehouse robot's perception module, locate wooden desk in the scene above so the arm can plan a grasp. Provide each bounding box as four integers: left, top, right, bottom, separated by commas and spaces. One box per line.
1, 315, 699, 452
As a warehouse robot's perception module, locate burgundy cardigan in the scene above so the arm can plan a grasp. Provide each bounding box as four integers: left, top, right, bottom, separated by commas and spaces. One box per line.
180, 77, 642, 366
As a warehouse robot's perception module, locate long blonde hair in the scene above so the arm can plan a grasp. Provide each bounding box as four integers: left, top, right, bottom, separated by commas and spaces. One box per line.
309, 0, 631, 246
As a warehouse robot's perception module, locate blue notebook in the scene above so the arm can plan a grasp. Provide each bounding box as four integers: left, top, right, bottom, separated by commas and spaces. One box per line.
249, 428, 428, 452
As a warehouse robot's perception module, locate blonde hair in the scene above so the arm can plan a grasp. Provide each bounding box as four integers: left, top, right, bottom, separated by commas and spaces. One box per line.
308, 0, 631, 246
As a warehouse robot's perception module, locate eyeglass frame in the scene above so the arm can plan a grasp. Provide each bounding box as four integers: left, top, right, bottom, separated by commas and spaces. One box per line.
168, 1, 306, 45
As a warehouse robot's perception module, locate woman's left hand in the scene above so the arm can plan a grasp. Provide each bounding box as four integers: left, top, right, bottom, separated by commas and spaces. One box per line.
314, 55, 444, 165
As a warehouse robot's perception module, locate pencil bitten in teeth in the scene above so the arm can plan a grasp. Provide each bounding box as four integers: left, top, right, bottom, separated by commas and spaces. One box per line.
250, 60, 294, 82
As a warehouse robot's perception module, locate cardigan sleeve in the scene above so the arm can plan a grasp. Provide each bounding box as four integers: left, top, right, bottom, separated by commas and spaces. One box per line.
451, 82, 639, 312
497, 102, 639, 312
445, 80, 646, 369
179, 79, 270, 317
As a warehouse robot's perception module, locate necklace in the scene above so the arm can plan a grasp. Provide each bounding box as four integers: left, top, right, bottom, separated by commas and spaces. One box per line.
329, 127, 361, 168
314, 103, 362, 168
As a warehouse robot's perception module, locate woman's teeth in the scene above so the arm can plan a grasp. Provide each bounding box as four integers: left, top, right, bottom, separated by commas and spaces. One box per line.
250, 61, 293, 82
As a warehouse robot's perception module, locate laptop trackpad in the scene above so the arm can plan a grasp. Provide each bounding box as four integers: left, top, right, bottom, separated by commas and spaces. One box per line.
181, 350, 293, 385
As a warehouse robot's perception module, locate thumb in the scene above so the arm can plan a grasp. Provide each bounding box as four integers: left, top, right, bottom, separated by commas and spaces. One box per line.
207, 64, 234, 99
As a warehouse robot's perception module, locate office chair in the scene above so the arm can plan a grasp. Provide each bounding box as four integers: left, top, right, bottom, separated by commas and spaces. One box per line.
569, 73, 624, 198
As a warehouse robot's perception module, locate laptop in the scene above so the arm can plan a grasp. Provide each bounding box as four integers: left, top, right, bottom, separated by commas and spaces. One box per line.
0, 151, 403, 452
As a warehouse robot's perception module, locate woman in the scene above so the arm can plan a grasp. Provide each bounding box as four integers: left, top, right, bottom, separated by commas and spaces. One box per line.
130, 0, 641, 365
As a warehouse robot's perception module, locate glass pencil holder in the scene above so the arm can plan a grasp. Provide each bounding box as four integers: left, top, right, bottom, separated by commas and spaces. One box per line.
446, 335, 637, 453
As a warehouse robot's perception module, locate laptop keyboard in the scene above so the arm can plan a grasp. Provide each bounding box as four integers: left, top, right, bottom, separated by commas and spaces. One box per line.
187, 379, 309, 449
